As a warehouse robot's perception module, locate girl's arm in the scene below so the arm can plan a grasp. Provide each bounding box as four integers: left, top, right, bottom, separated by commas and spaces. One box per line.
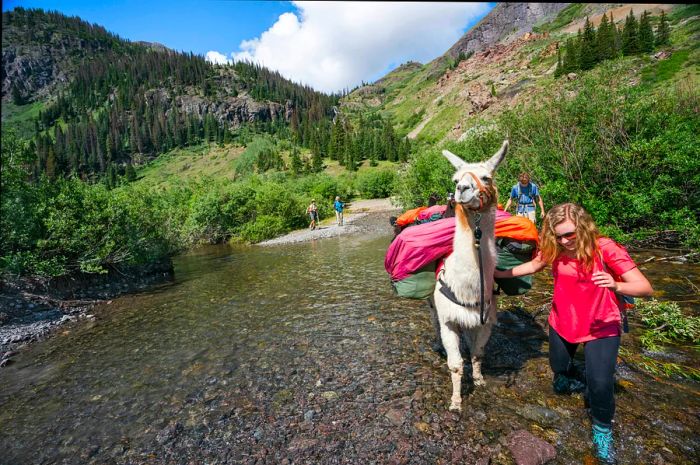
592, 267, 653, 296
494, 256, 547, 278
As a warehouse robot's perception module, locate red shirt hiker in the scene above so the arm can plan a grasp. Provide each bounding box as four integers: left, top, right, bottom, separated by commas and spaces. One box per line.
549, 238, 637, 343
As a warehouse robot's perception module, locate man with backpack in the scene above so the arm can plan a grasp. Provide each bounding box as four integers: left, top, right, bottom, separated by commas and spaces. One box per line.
504, 172, 545, 223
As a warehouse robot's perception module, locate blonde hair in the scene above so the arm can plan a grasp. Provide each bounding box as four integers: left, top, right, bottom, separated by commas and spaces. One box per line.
518, 172, 531, 183
540, 203, 600, 271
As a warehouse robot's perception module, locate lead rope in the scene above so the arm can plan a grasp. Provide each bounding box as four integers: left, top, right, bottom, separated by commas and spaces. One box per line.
473, 213, 486, 324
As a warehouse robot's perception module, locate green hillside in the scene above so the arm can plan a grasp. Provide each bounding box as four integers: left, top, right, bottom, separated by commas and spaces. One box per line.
2, 3, 699, 280
346, 4, 699, 146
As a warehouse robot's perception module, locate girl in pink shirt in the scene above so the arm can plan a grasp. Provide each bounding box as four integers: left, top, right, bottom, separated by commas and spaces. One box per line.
495, 203, 653, 464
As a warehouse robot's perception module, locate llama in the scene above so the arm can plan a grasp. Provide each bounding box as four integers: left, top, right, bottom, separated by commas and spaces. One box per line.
433, 140, 508, 412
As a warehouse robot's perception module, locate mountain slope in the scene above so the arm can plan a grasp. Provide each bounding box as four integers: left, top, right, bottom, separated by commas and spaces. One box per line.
344, 3, 697, 145
1, 7, 338, 180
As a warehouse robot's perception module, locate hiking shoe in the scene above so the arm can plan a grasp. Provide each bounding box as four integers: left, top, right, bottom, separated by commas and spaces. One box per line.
553, 373, 586, 394
592, 424, 617, 464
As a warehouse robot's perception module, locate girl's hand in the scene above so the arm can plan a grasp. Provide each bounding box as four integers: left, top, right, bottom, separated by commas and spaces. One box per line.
592, 271, 618, 291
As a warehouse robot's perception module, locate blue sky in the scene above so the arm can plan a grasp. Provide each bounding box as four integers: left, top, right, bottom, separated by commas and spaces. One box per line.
3, 1, 494, 93
3, 0, 298, 55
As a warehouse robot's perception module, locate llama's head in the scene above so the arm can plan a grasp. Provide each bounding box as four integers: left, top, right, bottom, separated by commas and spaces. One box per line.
442, 140, 508, 211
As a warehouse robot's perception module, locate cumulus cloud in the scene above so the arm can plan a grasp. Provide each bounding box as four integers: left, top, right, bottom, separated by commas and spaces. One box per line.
205, 50, 231, 65
206, 1, 490, 93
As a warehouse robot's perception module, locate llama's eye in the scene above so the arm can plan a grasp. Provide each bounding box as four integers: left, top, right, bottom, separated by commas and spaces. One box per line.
481, 176, 489, 182
453, 179, 459, 184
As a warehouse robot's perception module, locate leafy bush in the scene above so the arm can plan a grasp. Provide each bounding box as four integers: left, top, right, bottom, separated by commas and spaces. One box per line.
355, 169, 397, 198
636, 299, 700, 351
395, 149, 455, 207
240, 215, 288, 243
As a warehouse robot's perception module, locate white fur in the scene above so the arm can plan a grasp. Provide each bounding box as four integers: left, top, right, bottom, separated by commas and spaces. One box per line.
434, 140, 508, 412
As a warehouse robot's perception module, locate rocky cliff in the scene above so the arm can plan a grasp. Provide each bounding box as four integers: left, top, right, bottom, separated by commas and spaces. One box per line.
445, 3, 570, 58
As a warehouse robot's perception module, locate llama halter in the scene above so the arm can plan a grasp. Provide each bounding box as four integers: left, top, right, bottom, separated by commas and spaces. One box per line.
463, 171, 493, 211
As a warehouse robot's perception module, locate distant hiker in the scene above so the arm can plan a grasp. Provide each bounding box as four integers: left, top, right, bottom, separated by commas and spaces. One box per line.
443, 192, 456, 218
306, 200, 319, 230
494, 203, 653, 464
334, 196, 345, 226
504, 172, 545, 222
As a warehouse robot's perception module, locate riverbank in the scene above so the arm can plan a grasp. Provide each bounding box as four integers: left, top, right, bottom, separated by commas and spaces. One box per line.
0, 259, 173, 364
258, 198, 400, 246
0, 200, 400, 364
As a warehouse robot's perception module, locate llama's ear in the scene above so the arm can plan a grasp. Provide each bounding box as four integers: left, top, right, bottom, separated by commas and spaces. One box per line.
442, 150, 466, 170
485, 140, 509, 172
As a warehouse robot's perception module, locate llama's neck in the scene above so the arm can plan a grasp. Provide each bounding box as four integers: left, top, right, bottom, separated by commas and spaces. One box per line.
443, 204, 497, 299
453, 203, 496, 253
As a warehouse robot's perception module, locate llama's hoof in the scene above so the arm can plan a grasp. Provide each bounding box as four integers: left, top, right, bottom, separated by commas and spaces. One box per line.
449, 402, 462, 413
473, 377, 486, 387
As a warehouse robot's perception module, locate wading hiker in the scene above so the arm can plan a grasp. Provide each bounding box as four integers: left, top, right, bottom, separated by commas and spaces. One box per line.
334, 196, 345, 226
306, 200, 319, 230
494, 203, 653, 464
504, 172, 545, 222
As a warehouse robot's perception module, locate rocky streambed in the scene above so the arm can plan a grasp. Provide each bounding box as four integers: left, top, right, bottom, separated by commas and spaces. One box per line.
0, 259, 173, 363
1, 212, 698, 465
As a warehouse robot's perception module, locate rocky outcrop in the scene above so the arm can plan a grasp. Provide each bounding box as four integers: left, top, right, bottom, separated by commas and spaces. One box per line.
143, 88, 289, 128
446, 3, 570, 58
2, 45, 70, 102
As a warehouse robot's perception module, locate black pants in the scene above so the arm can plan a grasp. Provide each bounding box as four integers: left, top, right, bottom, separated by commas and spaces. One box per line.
549, 327, 620, 427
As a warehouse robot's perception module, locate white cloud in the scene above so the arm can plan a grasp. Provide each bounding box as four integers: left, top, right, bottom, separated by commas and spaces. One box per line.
206, 1, 491, 93
205, 50, 232, 65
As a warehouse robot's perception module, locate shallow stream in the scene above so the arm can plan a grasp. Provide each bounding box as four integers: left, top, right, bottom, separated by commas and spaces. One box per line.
1, 218, 698, 464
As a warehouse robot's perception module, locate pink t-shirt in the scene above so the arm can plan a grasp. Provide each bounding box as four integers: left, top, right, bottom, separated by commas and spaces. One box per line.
548, 237, 637, 343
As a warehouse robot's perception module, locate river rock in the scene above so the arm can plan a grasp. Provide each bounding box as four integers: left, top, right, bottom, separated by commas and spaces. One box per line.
517, 404, 559, 426
506, 430, 556, 465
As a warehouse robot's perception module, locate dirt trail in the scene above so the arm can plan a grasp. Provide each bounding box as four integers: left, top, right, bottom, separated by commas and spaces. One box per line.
258, 198, 399, 246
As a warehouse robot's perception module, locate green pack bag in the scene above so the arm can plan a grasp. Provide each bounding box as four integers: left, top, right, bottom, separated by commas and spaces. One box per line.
494, 237, 536, 295
392, 262, 437, 299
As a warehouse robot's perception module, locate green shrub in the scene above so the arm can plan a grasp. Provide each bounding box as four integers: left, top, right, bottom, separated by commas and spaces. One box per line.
240, 215, 288, 243
395, 149, 454, 207
355, 169, 397, 198
636, 299, 700, 351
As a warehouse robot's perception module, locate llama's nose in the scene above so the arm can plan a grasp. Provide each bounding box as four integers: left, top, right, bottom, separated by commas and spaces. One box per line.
456, 184, 469, 194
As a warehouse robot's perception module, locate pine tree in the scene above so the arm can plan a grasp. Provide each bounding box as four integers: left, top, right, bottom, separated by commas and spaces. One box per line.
579, 17, 597, 70
290, 146, 303, 175
11, 83, 25, 105
612, 18, 623, 56
596, 13, 614, 62
622, 10, 639, 55
312, 146, 323, 173
125, 163, 137, 182
105, 163, 118, 189
562, 38, 578, 73
655, 11, 670, 46
554, 44, 564, 77
638, 10, 655, 53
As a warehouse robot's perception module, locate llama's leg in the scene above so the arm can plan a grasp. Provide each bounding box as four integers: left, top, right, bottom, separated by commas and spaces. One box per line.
440, 321, 463, 412
427, 297, 445, 355
469, 320, 495, 387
